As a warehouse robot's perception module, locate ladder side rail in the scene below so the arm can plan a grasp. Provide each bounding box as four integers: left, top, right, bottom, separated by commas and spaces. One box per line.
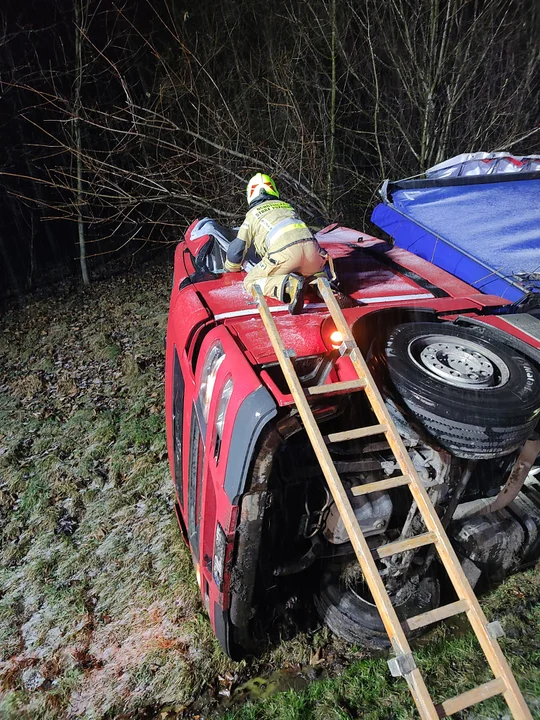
395, 459, 532, 719
254, 288, 439, 720
316, 278, 532, 720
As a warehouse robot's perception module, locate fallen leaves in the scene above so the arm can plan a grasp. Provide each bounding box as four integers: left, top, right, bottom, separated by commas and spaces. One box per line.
309, 646, 325, 666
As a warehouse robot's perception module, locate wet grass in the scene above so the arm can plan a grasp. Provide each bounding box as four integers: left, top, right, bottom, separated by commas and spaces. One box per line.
0, 262, 346, 719
0, 259, 539, 719
0, 263, 227, 718
223, 572, 540, 720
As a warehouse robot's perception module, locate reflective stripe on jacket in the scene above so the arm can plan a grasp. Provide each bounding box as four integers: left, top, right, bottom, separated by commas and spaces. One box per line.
236, 200, 313, 258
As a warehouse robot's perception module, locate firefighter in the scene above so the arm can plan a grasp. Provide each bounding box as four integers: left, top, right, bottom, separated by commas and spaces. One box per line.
224, 173, 329, 314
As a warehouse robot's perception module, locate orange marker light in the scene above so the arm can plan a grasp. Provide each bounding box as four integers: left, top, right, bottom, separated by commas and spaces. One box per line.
330, 330, 343, 348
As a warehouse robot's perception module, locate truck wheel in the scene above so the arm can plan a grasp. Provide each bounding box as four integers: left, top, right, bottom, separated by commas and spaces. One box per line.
383, 323, 540, 459
315, 566, 439, 649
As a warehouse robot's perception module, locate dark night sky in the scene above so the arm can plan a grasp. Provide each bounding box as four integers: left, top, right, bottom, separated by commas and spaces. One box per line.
1, 0, 538, 300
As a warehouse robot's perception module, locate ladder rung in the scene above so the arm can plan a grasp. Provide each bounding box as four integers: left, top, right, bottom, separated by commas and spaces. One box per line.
435, 677, 507, 718
372, 531, 437, 560
402, 599, 470, 632
351, 474, 410, 496
325, 424, 387, 443
306, 379, 365, 396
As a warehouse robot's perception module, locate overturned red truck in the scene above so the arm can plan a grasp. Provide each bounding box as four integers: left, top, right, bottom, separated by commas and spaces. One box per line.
165, 155, 540, 658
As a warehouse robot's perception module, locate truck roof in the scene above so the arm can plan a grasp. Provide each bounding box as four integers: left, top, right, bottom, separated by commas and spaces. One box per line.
194, 225, 508, 365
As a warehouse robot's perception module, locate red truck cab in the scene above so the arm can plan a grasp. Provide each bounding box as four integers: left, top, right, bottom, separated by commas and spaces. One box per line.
165, 221, 540, 657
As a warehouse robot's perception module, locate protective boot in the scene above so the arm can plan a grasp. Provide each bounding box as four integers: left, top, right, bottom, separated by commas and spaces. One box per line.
280, 273, 306, 315
330, 290, 357, 309
308, 273, 357, 309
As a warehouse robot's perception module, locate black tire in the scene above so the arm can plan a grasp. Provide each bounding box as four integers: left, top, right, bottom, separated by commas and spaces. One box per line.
315, 568, 439, 649
383, 322, 540, 459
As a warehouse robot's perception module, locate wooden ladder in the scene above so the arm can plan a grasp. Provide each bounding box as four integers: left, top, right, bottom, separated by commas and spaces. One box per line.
253, 277, 532, 720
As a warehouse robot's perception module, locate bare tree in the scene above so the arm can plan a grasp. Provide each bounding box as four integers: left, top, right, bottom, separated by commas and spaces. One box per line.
0, 0, 538, 293
73, 0, 89, 284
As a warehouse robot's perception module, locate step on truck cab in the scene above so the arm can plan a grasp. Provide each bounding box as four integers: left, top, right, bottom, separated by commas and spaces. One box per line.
165, 211, 540, 659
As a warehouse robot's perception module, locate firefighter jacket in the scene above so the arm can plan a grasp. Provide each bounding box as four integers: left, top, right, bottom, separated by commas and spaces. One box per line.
225, 200, 313, 271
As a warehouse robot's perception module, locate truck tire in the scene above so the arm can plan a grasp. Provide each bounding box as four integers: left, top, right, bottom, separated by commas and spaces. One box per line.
383, 323, 540, 459
315, 567, 439, 649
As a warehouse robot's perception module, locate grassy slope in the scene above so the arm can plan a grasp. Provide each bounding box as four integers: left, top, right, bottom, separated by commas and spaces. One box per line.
223, 571, 540, 720
0, 261, 538, 720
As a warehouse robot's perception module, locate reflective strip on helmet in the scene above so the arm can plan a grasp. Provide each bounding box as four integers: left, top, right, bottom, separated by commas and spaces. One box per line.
265, 218, 309, 248
246, 173, 279, 204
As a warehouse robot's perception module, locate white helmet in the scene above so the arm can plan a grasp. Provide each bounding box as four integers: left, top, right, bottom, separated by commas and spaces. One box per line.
246, 173, 279, 205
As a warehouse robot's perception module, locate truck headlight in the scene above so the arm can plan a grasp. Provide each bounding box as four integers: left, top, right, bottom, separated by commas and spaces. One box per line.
215, 377, 233, 453
213, 522, 227, 590
199, 342, 225, 422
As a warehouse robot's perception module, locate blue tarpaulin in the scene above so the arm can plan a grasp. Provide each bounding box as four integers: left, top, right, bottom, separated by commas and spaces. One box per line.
371, 176, 540, 303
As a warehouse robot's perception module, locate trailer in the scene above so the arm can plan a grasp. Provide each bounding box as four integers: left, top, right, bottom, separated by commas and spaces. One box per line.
372, 152, 540, 311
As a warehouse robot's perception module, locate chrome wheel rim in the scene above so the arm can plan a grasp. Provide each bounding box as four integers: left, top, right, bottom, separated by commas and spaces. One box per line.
407, 335, 509, 388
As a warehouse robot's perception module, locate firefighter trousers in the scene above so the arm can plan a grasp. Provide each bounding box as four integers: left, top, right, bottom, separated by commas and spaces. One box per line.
243, 239, 328, 300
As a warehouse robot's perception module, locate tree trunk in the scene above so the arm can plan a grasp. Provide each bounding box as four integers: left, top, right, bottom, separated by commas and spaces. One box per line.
326, 0, 337, 218
74, 0, 89, 285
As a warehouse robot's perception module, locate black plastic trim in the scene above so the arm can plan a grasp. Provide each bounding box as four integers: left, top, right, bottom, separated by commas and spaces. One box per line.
179, 246, 222, 290
187, 409, 203, 558
223, 385, 277, 502
174, 501, 188, 543
213, 603, 232, 657
172, 348, 185, 505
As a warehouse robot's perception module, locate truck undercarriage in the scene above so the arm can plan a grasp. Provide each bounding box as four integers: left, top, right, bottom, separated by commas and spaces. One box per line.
230, 317, 540, 652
